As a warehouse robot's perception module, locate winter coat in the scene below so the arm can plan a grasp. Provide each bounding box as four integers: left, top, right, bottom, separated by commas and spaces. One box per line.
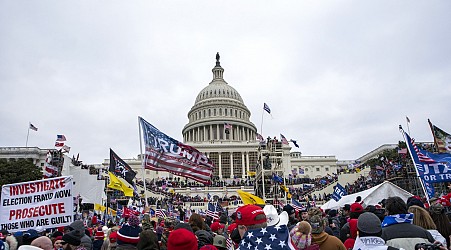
311, 231, 347, 250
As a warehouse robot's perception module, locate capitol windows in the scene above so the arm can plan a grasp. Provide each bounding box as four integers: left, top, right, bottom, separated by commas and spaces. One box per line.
214, 109, 217, 116
222, 152, 231, 177
219, 108, 222, 116
325, 167, 329, 172
233, 152, 242, 177
208, 109, 211, 117
248, 152, 258, 172
235, 110, 237, 117
316, 167, 320, 172
209, 152, 219, 176
225, 109, 228, 116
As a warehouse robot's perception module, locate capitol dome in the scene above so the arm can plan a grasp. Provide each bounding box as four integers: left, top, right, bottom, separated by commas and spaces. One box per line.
182, 53, 257, 143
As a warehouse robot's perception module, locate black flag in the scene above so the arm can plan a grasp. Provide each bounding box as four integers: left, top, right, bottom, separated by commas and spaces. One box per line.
109, 149, 136, 185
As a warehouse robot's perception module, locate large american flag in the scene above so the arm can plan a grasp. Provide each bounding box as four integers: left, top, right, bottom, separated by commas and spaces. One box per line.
205, 202, 221, 220
155, 208, 167, 218
290, 198, 305, 212
139, 117, 214, 185
237, 225, 293, 250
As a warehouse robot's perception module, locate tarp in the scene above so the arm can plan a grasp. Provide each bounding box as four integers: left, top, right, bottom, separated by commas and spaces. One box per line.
61, 155, 105, 204
321, 181, 413, 210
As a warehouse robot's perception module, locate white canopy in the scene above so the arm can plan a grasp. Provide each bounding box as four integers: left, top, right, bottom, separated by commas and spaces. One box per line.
321, 181, 413, 210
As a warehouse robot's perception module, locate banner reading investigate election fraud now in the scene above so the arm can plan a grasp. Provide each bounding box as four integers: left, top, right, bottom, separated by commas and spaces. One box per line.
0, 176, 74, 232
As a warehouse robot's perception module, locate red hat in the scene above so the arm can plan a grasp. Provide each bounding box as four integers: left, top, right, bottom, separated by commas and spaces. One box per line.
167, 228, 197, 250
350, 203, 363, 213
109, 231, 118, 243
94, 231, 104, 240
236, 205, 266, 226
227, 223, 237, 234
210, 222, 225, 233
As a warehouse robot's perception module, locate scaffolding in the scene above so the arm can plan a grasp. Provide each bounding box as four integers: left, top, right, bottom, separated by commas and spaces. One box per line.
254, 140, 287, 205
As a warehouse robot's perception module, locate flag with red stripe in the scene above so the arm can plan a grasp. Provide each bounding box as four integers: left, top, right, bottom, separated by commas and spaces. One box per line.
139, 117, 214, 185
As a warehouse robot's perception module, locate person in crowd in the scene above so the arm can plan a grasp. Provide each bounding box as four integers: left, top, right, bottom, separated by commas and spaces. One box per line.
92, 229, 105, 250
54, 236, 64, 250
300, 208, 310, 221
408, 205, 447, 248
283, 204, 299, 229
327, 209, 341, 238
68, 221, 93, 250
235, 204, 267, 240
136, 230, 159, 250
290, 221, 320, 250
381, 196, 434, 249
189, 214, 207, 233
210, 222, 225, 236
116, 215, 141, 250
353, 212, 401, 250
31, 236, 53, 250
195, 230, 214, 249
429, 204, 451, 248
340, 202, 363, 243
308, 213, 346, 249
101, 227, 119, 250
166, 228, 197, 250
339, 204, 351, 230
4, 232, 18, 250
62, 230, 86, 250
212, 235, 227, 250
22, 230, 40, 246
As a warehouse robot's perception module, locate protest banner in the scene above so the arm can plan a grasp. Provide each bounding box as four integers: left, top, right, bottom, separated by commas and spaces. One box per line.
0, 176, 74, 232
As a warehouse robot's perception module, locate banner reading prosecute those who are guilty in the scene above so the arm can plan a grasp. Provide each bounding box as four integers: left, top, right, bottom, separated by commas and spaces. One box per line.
0, 176, 74, 232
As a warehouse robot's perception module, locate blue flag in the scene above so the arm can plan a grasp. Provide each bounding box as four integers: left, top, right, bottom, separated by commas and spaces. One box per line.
331, 183, 347, 202
404, 131, 451, 183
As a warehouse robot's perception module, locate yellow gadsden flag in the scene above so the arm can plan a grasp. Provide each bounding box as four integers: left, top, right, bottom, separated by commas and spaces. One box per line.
108, 172, 134, 197
94, 203, 106, 212
237, 190, 265, 205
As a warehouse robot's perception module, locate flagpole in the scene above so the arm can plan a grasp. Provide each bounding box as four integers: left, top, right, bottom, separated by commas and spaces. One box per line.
138, 117, 149, 207
260, 108, 264, 137
26, 123, 31, 147
400, 125, 430, 206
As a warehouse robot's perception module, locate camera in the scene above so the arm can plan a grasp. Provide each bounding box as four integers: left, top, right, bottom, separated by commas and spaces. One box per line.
414, 242, 442, 250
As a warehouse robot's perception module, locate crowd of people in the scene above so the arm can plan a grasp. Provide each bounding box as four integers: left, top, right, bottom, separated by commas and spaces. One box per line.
3, 195, 451, 250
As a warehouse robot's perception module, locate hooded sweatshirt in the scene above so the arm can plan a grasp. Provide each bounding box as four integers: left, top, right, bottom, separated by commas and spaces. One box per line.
70, 220, 93, 250
311, 232, 347, 250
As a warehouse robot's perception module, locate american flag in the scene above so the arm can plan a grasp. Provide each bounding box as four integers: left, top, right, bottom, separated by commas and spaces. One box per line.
226, 237, 234, 250
256, 133, 265, 142
139, 117, 214, 185
290, 198, 305, 212
273, 198, 285, 210
43, 151, 58, 178
280, 134, 289, 145
429, 120, 451, 153
263, 103, 271, 114
29, 123, 38, 131
410, 137, 436, 163
224, 123, 233, 130
237, 225, 292, 250
205, 202, 221, 220
56, 134, 67, 141
156, 208, 167, 218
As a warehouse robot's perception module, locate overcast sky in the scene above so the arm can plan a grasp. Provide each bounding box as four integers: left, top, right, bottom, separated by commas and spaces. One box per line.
1, 1, 450, 164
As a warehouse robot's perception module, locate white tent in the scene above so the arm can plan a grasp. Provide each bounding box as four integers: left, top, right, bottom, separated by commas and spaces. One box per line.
321, 181, 413, 210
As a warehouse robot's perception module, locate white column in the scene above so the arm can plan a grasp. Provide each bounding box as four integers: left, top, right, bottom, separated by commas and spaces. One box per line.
218, 153, 222, 178
241, 152, 246, 178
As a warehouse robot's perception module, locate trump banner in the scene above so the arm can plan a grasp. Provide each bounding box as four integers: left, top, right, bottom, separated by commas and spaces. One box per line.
139, 117, 214, 185
331, 183, 347, 202
0, 176, 73, 232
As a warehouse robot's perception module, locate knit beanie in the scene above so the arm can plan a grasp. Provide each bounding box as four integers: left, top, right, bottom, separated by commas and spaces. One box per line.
117, 225, 141, 245
31, 236, 53, 250
290, 221, 313, 250
62, 230, 82, 246
308, 215, 324, 234
167, 228, 198, 250
357, 212, 382, 234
